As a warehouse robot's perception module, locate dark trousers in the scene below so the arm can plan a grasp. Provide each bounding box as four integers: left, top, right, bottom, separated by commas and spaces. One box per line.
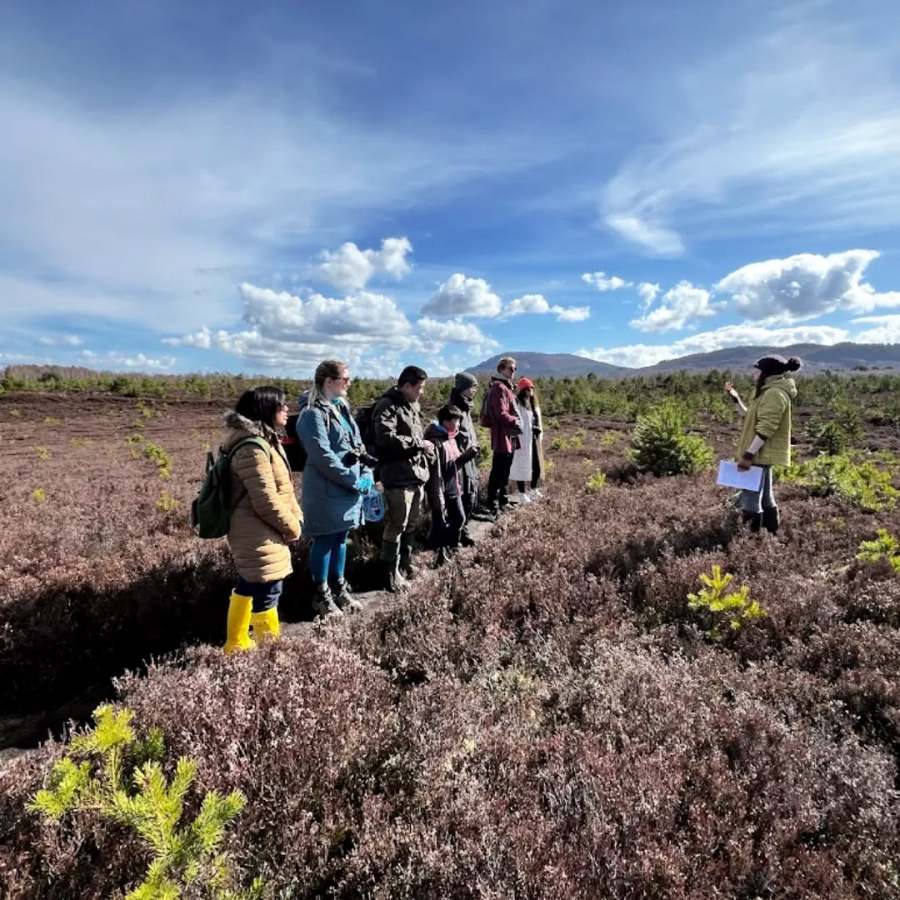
235, 576, 283, 613
487, 450, 514, 509
431, 494, 466, 548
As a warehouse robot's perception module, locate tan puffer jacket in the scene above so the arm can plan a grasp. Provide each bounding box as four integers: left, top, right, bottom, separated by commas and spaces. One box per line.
223, 412, 302, 583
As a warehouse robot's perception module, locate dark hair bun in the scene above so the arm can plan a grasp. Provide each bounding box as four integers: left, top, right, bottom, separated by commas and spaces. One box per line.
786, 357, 802, 371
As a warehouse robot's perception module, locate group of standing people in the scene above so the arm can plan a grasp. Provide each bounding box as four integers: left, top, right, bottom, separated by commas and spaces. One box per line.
221, 356, 544, 652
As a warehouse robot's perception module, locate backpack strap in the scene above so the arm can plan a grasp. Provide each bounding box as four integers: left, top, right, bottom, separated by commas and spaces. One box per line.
226, 436, 275, 509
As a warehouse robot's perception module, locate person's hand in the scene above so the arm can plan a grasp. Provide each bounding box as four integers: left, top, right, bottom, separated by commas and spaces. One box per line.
356, 474, 374, 493
422, 439, 437, 460
736, 454, 753, 471
724, 381, 734, 394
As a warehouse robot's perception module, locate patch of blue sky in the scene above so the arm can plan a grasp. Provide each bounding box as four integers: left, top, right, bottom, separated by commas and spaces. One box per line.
3, 0, 900, 375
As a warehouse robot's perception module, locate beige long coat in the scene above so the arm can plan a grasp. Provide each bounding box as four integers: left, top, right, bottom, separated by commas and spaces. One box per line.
223, 412, 302, 583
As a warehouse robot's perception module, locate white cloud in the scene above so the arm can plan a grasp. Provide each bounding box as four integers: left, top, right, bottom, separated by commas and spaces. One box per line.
316, 236, 413, 292
38, 334, 83, 347
79, 349, 176, 371
630, 281, 719, 332
502, 293, 591, 323
554, 305, 591, 322
166, 281, 503, 376
600, 23, 900, 255
578, 323, 849, 369
851, 315, 900, 344
637, 282, 661, 309
582, 271, 632, 291
717, 249, 900, 321
604, 215, 685, 257
422, 273, 503, 318
505, 293, 551, 316
0, 74, 551, 333
416, 317, 498, 357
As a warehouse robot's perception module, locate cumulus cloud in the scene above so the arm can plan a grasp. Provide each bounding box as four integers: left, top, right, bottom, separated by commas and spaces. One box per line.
630, 281, 719, 333
716, 249, 900, 321
637, 282, 661, 309
422, 273, 503, 318
416, 317, 498, 357
317, 237, 413, 292
166, 280, 504, 376
578, 323, 849, 369
582, 271, 632, 291
502, 294, 590, 323
505, 294, 552, 316
554, 305, 591, 322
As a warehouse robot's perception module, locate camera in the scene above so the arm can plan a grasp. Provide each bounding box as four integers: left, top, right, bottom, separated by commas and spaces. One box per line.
345, 447, 379, 469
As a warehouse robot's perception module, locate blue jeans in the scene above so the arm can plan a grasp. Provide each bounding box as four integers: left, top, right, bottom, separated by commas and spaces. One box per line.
309, 531, 349, 585
235, 576, 282, 613
740, 465, 776, 514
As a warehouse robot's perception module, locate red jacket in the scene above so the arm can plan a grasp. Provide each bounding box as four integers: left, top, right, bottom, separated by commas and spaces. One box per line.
487, 375, 522, 454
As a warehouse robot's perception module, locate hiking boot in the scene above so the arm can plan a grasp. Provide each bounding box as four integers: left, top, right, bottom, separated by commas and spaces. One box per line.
432, 546, 451, 568
399, 534, 417, 580
381, 540, 401, 593
741, 510, 762, 533
331, 578, 362, 613
459, 529, 476, 548
471, 507, 497, 522
762, 507, 780, 535
311, 583, 343, 619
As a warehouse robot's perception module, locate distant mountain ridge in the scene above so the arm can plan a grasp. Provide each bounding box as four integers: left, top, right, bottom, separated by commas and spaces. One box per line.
471, 343, 900, 378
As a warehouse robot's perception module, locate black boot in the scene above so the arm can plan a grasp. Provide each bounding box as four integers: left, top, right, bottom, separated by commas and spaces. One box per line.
399, 533, 417, 580
432, 546, 451, 568
331, 577, 362, 613
311, 582, 343, 619
742, 510, 762, 533
459, 528, 476, 547
381, 540, 401, 593
762, 507, 780, 534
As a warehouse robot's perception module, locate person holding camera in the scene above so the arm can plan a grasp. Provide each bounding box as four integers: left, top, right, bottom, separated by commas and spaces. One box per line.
297, 359, 374, 617
373, 365, 434, 592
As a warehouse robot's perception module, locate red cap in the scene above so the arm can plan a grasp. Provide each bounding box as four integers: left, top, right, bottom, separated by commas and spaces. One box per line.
517, 377, 535, 391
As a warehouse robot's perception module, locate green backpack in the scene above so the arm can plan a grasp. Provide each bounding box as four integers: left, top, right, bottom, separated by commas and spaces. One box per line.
190, 437, 270, 539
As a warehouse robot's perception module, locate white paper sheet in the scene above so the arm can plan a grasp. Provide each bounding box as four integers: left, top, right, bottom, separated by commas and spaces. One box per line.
717, 460, 764, 491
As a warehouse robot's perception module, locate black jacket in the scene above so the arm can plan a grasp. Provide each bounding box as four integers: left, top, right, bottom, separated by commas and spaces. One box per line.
448, 387, 481, 496
373, 387, 429, 488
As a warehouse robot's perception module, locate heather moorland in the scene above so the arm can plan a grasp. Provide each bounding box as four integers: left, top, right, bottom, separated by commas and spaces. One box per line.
1, 369, 900, 898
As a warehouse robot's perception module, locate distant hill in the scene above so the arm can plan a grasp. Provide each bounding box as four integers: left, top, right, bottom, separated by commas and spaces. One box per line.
472, 344, 900, 378
637, 342, 900, 375
471, 351, 625, 378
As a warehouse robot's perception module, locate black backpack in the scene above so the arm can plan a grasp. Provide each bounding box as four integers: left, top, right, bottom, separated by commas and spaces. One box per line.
479, 390, 493, 428
280, 413, 307, 472
190, 436, 269, 539
355, 404, 377, 455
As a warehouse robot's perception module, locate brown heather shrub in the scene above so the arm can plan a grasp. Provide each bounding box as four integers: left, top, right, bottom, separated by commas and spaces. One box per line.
3, 403, 900, 896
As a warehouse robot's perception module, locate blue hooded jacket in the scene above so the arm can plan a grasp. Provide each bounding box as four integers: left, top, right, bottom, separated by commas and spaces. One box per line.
296, 392, 367, 537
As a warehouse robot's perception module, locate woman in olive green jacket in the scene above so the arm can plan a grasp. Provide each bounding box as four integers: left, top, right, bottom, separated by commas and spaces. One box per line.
724, 355, 801, 534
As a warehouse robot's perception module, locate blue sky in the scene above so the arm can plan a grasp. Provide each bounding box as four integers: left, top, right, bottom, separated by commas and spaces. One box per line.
3, 0, 900, 376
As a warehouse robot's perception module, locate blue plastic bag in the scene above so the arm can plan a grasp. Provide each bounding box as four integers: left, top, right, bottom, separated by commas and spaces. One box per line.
362, 487, 385, 523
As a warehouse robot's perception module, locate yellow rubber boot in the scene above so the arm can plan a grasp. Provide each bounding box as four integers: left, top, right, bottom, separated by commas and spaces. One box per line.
250, 607, 281, 645
224, 592, 256, 654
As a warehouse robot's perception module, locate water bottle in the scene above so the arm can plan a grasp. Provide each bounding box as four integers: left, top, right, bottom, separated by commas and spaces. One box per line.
362, 485, 385, 523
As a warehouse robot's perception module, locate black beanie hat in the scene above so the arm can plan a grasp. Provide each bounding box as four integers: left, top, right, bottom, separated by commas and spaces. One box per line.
755, 354, 802, 377
454, 371, 478, 391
